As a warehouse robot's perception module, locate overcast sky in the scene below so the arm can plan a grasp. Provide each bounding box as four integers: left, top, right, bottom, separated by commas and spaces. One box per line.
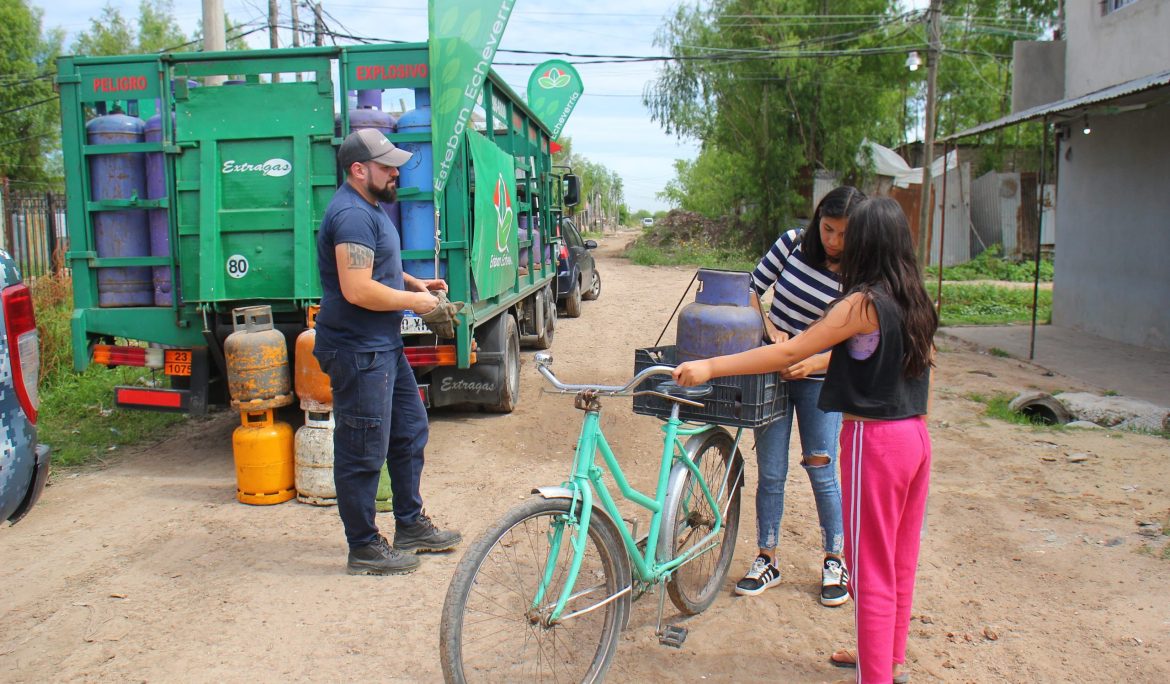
34, 0, 703, 212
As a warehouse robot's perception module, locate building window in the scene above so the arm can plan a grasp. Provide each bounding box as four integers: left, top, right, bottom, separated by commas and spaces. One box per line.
1102, 0, 1139, 14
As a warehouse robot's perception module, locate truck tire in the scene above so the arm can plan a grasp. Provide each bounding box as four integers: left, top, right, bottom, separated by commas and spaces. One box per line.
486, 314, 520, 413
563, 276, 583, 318
532, 286, 556, 350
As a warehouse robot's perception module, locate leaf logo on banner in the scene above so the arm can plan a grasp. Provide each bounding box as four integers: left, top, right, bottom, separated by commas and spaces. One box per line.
493, 173, 514, 253
538, 68, 572, 89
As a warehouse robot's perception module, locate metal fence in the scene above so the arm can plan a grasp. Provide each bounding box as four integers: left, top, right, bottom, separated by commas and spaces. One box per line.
0, 186, 68, 281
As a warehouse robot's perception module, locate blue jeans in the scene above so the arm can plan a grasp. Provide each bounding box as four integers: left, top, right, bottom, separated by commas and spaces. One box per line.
315, 346, 428, 548
752, 378, 844, 555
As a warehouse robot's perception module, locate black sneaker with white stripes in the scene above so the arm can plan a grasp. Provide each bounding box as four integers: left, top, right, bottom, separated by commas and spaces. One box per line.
734, 554, 782, 596
820, 556, 850, 606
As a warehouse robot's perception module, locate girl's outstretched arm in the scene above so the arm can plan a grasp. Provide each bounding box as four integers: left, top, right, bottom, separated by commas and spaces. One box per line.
673, 292, 877, 386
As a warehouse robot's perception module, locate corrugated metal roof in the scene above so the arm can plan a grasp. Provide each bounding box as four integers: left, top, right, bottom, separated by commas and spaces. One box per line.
941, 68, 1170, 141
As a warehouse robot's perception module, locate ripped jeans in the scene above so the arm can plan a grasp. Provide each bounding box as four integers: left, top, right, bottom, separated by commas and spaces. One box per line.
752, 378, 844, 555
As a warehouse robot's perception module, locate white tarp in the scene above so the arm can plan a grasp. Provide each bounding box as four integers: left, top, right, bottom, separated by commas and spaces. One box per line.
859, 139, 958, 188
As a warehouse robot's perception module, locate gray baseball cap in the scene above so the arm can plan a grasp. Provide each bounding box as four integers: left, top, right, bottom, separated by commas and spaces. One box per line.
338, 128, 413, 168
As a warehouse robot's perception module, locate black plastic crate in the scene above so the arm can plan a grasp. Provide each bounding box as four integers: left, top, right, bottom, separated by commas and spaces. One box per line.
632, 346, 788, 428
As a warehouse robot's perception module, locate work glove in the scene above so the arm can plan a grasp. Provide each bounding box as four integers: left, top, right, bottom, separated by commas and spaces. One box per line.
420, 290, 465, 338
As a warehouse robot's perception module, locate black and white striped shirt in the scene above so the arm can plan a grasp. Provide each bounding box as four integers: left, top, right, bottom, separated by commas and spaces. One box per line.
750, 229, 842, 377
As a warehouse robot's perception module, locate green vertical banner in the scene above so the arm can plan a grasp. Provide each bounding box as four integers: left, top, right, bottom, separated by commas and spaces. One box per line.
466, 132, 518, 298
526, 60, 584, 139
428, 0, 518, 196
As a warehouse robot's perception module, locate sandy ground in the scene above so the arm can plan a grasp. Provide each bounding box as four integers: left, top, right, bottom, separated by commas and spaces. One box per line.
2, 232, 1168, 683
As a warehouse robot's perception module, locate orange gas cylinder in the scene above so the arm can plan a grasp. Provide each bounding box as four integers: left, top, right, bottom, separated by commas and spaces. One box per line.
232, 409, 296, 505
295, 306, 332, 410
224, 305, 293, 411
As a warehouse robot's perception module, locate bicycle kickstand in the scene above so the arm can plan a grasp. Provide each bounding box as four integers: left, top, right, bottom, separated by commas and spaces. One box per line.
654, 579, 688, 648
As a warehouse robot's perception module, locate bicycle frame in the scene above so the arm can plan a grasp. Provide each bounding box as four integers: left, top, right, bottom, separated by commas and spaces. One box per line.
535, 399, 744, 624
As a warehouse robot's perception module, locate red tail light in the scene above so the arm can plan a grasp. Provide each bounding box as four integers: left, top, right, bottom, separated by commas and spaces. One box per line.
560, 245, 569, 260
2, 283, 40, 423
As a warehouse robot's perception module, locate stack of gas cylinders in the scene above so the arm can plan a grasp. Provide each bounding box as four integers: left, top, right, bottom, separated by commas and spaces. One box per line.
225, 306, 296, 505
292, 307, 393, 510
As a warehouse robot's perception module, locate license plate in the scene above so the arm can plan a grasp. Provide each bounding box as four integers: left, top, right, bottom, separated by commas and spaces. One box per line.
401, 313, 431, 336
164, 349, 192, 376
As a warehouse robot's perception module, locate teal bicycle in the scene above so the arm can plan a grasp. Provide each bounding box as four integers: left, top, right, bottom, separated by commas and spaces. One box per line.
440, 352, 746, 683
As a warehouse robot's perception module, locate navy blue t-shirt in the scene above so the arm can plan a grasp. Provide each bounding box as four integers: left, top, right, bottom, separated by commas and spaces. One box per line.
315, 183, 405, 351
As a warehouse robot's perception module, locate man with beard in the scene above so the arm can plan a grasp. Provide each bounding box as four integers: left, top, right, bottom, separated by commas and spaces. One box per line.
313, 128, 462, 575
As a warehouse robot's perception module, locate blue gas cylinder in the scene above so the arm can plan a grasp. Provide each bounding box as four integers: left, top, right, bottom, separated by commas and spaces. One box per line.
675, 269, 764, 363
87, 113, 152, 307
396, 89, 441, 279
144, 110, 174, 306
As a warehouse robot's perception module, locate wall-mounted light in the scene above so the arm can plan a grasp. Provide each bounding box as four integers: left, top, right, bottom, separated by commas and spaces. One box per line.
906, 51, 921, 72
1082, 114, 1091, 135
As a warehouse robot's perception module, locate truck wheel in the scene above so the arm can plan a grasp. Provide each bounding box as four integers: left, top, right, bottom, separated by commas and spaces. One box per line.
532, 287, 556, 350
486, 314, 520, 413
563, 277, 583, 318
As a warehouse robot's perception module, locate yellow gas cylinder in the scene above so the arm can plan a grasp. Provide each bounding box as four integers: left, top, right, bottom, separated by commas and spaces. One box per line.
294, 306, 333, 411
224, 305, 293, 411
295, 410, 336, 506
232, 409, 296, 505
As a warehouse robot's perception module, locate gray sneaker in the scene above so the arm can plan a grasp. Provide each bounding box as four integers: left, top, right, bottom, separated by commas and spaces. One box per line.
347, 535, 420, 575
393, 512, 462, 553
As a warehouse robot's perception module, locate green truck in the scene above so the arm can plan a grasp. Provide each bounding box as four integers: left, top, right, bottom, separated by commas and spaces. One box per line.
58, 43, 577, 414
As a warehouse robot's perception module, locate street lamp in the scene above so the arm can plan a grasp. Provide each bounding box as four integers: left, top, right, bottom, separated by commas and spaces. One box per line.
906, 50, 921, 72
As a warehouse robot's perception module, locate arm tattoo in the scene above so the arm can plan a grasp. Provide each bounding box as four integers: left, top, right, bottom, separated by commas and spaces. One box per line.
344, 243, 374, 269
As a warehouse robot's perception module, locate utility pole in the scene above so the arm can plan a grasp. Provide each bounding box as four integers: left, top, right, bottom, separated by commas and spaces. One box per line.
916, 0, 942, 269
202, 0, 225, 85
313, 3, 325, 47
268, 0, 281, 82
290, 0, 302, 81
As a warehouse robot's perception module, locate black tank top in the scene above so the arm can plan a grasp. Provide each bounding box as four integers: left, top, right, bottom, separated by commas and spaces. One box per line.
817, 288, 930, 419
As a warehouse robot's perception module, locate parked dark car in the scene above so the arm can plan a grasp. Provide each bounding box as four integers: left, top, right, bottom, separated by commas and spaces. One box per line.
0, 249, 50, 524
556, 217, 601, 318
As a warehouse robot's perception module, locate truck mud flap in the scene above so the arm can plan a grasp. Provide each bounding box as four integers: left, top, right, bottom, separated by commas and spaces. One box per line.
428, 312, 509, 408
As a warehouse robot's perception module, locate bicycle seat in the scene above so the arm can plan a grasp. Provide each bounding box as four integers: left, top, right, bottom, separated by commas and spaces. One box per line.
655, 381, 713, 399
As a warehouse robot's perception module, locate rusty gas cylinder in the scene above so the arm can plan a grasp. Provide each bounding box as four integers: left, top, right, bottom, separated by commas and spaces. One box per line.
294, 306, 332, 411
224, 305, 293, 410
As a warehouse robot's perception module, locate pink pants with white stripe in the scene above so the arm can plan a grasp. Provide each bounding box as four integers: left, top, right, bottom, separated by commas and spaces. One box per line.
840, 416, 932, 683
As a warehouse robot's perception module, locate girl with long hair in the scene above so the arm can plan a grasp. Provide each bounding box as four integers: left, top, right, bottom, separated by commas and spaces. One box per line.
674, 197, 938, 683
735, 186, 864, 607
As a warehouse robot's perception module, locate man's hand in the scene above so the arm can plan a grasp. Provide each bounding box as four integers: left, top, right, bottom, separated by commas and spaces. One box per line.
672, 360, 712, 387
412, 292, 439, 315
405, 274, 448, 293
765, 323, 789, 345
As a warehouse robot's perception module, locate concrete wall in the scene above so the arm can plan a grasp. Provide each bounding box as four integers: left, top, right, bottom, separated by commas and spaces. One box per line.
1053, 105, 1170, 350
1012, 40, 1065, 112
1064, 0, 1170, 98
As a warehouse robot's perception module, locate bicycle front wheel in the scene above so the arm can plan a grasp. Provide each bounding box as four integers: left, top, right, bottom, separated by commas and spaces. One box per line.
440, 496, 629, 683
662, 429, 744, 615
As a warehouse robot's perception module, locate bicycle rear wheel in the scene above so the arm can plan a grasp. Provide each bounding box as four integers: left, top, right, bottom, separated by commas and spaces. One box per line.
440, 497, 630, 683
661, 429, 744, 615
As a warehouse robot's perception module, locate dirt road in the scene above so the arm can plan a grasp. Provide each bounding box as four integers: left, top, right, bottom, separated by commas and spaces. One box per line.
2, 233, 1168, 682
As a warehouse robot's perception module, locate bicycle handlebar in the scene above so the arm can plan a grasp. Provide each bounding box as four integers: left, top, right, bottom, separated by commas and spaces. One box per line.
533, 352, 675, 396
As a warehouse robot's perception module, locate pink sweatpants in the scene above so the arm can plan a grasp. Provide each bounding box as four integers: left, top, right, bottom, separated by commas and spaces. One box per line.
840, 417, 931, 684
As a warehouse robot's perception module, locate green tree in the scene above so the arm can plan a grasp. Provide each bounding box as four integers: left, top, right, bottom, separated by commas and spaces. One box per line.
0, 1, 64, 186
552, 136, 629, 227
72, 0, 191, 56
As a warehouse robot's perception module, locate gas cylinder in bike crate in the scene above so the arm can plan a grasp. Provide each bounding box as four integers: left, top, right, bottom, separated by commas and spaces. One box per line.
233, 409, 295, 505
224, 305, 294, 411
294, 306, 332, 411
295, 410, 336, 505
675, 269, 764, 362
631, 346, 788, 429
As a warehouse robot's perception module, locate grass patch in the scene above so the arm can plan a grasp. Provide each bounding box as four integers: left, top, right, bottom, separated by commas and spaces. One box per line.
989, 347, 1011, 358
966, 391, 1066, 430
935, 282, 1051, 326
31, 273, 185, 468
39, 365, 187, 467
924, 245, 1053, 282
624, 241, 759, 272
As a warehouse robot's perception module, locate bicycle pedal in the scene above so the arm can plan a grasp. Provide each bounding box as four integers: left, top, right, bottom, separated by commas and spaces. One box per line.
658, 624, 688, 648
